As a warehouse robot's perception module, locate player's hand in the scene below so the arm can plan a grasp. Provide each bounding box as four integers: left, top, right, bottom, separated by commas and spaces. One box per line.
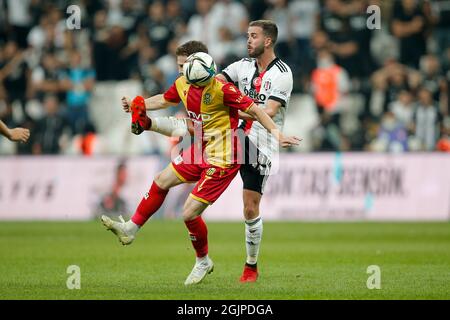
9, 127, 30, 143
279, 135, 301, 148
122, 96, 132, 113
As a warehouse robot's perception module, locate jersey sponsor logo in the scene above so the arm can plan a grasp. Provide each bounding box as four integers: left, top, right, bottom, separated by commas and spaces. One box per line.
203, 93, 212, 105
244, 88, 266, 104
187, 110, 211, 122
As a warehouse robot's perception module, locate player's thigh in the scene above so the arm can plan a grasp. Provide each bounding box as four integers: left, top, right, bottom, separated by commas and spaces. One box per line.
183, 195, 209, 221
154, 164, 185, 189
191, 165, 240, 205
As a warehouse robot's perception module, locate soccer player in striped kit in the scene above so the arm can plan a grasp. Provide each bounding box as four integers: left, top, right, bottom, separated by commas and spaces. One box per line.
218, 20, 293, 283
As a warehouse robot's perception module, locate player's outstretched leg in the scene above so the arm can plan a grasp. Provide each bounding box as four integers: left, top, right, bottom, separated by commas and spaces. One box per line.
101, 215, 138, 245
101, 165, 183, 245
183, 196, 213, 286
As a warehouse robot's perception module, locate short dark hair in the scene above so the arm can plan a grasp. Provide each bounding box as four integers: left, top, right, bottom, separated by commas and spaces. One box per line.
249, 20, 278, 46
175, 40, 208, 57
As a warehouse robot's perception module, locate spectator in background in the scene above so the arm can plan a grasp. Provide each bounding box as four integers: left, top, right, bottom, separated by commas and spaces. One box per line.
288, 0, 319, 76
0, 41, 31, 122
311, 49, 350, 151
156, 38, 180, 88
389, 89, 415, 129
264, 0, 291, 64
32, 94, 70, 155
6, 0, 33, 48
419, 54, 448, 115
413, 87, 443, 151
436, 117, 450, 152
30, 52, 62, 102
371, 111, 409, 152
92, 10, 130, 81
95, 160, 129, 220
345, 0, 375, 79
166, 0, 188, 37
370, 60, 422, 116
210, 0, 249, 38
209, 27, 247, 69
391, 0, 427, 69
183, 0, 216, 48
60, 50, 95, 135
429, 0, 450, 59
143, 1, 174, 59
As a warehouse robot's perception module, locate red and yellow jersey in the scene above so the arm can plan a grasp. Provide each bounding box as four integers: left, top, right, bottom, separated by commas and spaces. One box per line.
163, 76, 254, 168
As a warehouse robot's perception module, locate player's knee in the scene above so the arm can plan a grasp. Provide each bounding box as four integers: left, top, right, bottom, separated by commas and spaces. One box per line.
182, 206, 197, 222
154, 168, 177, 190
243, 201, 259, 220
153, 172, 167, 189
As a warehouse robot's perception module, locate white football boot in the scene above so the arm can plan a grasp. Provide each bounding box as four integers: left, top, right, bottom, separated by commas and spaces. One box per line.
101, 215, 135, 245
184, 256, 214, 286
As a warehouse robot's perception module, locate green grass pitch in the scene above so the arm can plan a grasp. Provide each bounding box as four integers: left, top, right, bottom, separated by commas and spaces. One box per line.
0, 220, 449, 299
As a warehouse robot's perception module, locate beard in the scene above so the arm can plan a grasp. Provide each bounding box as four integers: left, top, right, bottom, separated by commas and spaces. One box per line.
248, 43, 265, 58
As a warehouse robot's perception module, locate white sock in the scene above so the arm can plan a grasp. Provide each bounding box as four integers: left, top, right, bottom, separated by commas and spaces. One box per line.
125, 220, 140, 235
152, 116, 188, 137
245, 217, 263, 265
196, 255, 209, 264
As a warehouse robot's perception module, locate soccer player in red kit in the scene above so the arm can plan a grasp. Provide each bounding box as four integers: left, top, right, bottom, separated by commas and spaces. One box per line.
101, 53, 300, 285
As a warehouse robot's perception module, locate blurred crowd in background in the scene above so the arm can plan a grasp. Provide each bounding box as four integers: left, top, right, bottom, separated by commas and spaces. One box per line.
0, 0, 449, 155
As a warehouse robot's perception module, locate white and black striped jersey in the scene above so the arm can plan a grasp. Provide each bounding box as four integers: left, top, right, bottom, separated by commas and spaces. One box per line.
222, 57, 293, 159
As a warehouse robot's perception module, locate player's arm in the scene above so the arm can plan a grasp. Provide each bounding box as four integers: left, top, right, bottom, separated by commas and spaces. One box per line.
238, 99, 282, 120
0, 120, 30, 143
144, 94, 178, 110
245, 104, 300, 148
121, 94, 177, 112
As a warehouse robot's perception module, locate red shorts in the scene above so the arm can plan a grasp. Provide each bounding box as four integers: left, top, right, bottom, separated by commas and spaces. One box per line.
170, 154, 240, 205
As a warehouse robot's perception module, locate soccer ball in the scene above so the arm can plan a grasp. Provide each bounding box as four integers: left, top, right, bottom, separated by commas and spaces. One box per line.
183, 52, 217, 86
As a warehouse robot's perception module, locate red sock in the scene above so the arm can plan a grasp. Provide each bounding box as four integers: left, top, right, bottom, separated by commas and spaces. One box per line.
184, 216, 208, 257
131, 181, 168, 226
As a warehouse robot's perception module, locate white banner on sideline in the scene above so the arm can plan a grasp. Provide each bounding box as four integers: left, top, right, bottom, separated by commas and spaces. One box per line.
208, 153, 450, 221
0, 154, 449, 221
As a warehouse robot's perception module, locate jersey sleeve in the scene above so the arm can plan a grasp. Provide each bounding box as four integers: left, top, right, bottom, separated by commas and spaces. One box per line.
163, 81, 181, 103
268, 71, 293, 107
222, 83, 254, 112
221, 60, 241, 83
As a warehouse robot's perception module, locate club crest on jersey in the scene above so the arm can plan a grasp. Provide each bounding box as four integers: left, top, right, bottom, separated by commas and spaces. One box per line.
264, 81, 271, 90
206, 168, 216, 176
253, 77, 262, 87
203, 93, 212, 105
